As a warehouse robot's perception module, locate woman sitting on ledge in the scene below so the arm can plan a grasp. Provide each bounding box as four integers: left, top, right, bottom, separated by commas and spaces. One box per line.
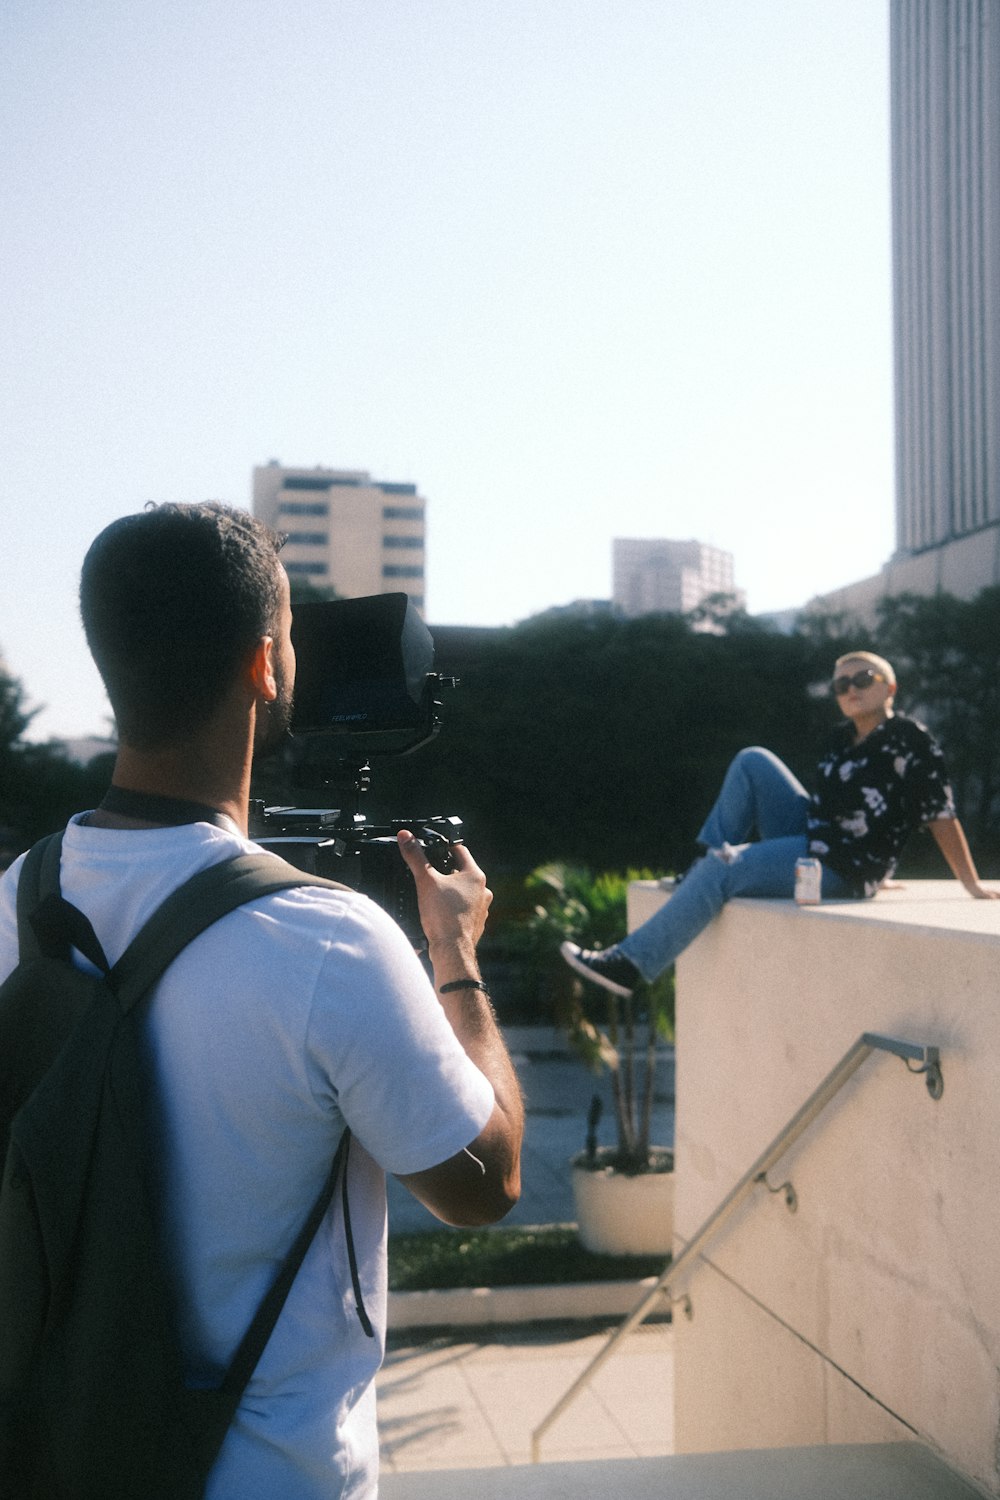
562, 650, 999, 999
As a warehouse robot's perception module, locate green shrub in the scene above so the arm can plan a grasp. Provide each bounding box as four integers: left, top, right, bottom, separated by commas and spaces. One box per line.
388, 1226, 667, 1290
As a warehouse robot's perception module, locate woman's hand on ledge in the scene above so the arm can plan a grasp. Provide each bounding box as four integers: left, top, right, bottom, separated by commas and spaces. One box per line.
928, 818, 999, 899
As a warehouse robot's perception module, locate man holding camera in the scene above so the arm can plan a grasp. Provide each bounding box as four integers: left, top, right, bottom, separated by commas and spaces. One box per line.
0, 502, 523, 1498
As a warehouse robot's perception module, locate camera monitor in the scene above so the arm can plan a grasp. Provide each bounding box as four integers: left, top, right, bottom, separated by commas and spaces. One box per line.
290, 593, 436, 744
256, 591, 459, 945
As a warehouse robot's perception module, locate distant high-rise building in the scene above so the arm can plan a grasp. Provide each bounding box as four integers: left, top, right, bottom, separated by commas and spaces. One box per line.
816, 1, 1000, 621
891, 0, 1000, 563
612, 538, 744, 619
252, 462, 426, 614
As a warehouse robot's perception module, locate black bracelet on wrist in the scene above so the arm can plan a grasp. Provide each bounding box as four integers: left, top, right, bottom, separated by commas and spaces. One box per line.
438, 978, 490, 996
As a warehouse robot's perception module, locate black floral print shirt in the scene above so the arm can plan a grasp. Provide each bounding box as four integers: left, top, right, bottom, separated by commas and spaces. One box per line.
807, 714, 956, 898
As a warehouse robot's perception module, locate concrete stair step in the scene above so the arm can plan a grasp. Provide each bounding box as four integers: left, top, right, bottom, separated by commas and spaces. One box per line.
380, 1443, 983, 1499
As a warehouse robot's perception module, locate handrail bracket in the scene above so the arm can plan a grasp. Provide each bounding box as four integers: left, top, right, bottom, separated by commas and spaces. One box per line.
863, 1033, 943, 1099
755, 1171, 798, 1212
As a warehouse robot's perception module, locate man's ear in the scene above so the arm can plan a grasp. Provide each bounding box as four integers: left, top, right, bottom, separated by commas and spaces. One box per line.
247, 636, 278, 702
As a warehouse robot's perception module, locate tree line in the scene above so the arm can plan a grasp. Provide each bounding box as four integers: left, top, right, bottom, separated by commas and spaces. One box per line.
2, 587, 998, 882
0, 673, 114, 865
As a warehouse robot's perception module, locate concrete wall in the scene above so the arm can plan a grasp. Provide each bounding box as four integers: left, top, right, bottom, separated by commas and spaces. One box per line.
628, 881, 1000, 1496
809, 522, 1000, 629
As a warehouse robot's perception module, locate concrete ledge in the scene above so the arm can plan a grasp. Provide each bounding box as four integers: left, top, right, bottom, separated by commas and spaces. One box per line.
380, 1442, 984, 1499
628, 877, 1000, 938
388, 1276, 668, 1331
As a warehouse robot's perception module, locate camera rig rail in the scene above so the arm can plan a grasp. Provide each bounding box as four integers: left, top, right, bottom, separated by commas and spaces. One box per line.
249, 801, 464, 949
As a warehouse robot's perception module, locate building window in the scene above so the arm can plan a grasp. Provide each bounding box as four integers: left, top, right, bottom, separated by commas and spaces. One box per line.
379, 482, 418, 496
283, 476, 336, 492
278, 501, 329, 517
383, 565, 424, 579
285, 561, 329, 576
285, 532, 328, 546
383, 535, 423, 549
383, 505, 424, 520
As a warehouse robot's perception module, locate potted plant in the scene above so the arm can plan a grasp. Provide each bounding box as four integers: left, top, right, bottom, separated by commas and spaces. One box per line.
524, 863, 675, 1256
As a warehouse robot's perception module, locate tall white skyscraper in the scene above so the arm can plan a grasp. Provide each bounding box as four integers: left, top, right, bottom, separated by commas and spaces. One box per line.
815, 1, 1000, 621
890, 0, 1000, 564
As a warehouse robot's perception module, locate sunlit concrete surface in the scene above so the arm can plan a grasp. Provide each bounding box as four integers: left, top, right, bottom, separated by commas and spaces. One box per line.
380, 1441, 982, 1499
377, 1321, 674, 1473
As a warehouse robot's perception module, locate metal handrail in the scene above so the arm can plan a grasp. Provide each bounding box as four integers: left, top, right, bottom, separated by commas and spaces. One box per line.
530, 1031, 943, 1462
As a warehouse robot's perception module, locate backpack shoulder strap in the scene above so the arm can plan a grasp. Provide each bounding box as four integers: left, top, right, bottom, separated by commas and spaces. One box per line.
215, 1128, 353, 1403
16, 829, 116, 976
14, 831, 65, 961
109, 854, 349, 1013
192, 1124, 371, 1481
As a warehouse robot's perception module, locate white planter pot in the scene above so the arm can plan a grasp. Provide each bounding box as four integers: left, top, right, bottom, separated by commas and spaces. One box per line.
571, 1147, 674, 1256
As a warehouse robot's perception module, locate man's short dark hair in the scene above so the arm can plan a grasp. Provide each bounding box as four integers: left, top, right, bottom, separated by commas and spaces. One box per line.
80, 503, 285, 749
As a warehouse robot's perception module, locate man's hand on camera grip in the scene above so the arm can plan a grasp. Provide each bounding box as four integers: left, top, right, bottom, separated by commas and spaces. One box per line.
396, 829, 492, 960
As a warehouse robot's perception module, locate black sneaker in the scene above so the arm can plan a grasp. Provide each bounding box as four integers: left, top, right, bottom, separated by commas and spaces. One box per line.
560, 942, 639, 998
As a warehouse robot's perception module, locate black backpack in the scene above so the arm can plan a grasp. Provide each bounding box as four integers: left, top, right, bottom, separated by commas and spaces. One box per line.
0, 831, 367, 1500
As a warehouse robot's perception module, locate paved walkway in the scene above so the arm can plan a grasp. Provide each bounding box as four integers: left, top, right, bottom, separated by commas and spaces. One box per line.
377, 1321, 674, 1473
387, 1026, 675, 1232
378, 1027, 677, 1474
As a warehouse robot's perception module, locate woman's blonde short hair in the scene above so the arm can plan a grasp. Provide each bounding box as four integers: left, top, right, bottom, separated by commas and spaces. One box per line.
834, 650, 896, 686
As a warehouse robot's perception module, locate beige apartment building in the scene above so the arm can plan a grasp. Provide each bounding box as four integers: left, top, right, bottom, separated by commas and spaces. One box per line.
252, 462, 426, 614
613, 537, 744, 619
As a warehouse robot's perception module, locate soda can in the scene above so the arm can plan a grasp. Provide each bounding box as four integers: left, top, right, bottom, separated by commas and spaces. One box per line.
795, 857, 822, 905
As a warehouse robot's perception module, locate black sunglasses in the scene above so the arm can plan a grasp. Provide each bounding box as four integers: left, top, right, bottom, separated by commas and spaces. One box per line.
832, 668, 885, 695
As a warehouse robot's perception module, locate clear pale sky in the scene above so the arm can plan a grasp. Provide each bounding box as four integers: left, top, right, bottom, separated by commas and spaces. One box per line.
1, 0, 894, 741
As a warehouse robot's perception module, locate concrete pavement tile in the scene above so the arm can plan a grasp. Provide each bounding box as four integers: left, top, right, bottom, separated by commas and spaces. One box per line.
376, 1358, 472, 1422
537, 1441, 639, 1466
378, 1320, 676, 1471
381, 1337, 481, 1381
383, 1449, 509, 1473
377, 1360, 505, 1472
590, 1349, 673, 1452
459, 1327, 614, 1365
461, 1354, 635, 1464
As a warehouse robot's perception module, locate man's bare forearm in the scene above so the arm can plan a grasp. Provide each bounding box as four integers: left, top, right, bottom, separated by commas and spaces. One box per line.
395, 832, 524, 1222
428, 939, 523, 1165
396, 972, 524, 1225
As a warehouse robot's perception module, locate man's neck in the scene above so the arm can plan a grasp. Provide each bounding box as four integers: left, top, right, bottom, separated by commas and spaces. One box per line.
93, 740, 252, 835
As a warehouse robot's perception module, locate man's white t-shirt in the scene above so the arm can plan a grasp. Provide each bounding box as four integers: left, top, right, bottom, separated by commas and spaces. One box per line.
0, 817, 495, 1499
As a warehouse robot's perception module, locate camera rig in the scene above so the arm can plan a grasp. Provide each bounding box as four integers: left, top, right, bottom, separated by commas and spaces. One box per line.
249, 593, 462, 947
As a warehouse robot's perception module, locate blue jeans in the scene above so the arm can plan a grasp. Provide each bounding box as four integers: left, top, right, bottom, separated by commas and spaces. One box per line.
619, 747, 850, 982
